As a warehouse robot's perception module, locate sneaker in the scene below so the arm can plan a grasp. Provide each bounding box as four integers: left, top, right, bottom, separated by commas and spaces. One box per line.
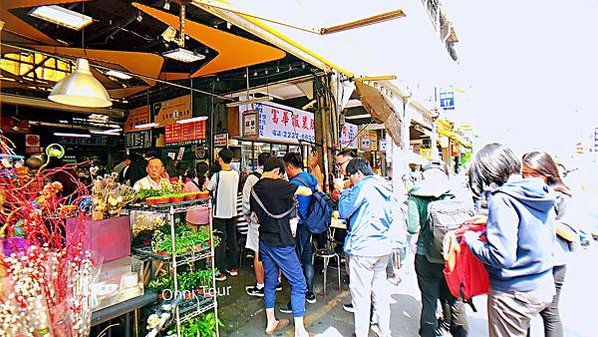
305, 292, 317, 304
214, 273, 227, 281
226, 269, 238, 276
245, 285, 264, 297
343, 303, 354, 312
279, 303, 293, 314
276, 282, 283, 292
370, 323, 382, 337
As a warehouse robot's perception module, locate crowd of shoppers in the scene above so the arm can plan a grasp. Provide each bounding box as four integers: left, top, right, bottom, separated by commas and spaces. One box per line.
121, 141, 575, 337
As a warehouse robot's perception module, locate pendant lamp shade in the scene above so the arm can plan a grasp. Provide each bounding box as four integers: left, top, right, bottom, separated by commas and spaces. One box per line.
48, 58, 112, 108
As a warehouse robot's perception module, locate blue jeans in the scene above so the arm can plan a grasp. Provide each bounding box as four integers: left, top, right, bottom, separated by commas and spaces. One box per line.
295, 223, 314, 293
260, 241, 307, 317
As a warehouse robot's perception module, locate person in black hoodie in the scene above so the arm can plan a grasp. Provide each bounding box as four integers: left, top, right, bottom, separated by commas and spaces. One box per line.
465, 143, 557, 337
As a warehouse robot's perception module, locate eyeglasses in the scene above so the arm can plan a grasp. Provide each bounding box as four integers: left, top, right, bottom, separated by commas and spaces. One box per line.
335, 159, 350, 168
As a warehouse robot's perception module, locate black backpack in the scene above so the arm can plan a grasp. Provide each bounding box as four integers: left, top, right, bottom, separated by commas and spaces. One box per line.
292, 175, 333, 234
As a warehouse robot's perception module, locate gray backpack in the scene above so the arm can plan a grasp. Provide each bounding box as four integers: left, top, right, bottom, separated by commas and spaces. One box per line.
424, 197, 475, 263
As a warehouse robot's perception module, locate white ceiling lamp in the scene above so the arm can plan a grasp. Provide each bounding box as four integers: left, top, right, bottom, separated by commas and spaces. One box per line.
163, 48, 205, 63
48, 58, 112, 108
176, 116, 208, 124
162, 3, 205, 63
135, 122, 159, 129
105, 70, 132, 80
54, 132, 91, 138
226, 96, 273, 108
29, 5, 93, 31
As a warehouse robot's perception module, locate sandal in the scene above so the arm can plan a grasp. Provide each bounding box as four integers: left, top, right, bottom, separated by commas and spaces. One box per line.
265, 319, 290, 335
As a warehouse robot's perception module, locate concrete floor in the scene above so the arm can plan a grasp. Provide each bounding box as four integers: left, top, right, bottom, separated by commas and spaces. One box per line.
218, 244, 598, 337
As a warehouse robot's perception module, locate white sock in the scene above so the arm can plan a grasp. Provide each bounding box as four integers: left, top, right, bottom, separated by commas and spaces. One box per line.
256, 283, 264, 289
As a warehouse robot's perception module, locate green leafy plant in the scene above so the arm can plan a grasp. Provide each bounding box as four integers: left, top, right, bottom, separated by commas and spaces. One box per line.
151, 226, 211, 255
137, 188, 163, 200
147, 275, 172, 293
179, 312, 224, 337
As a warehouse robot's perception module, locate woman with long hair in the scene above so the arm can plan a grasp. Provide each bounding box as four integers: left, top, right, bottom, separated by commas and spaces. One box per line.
522, 151, 572, 337
465, 143, 556, 337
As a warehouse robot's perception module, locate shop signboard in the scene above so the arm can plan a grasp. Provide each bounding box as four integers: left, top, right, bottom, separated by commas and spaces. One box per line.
25, 134, 41, 154
379, 139, 387, 152
153, 95, 192, 126
256, 102, 315, 144
242, 110, 259, 138
439, 89, 455, 110
164, 121, 206, 145
360, 135, 371, 152
214, 133, 228, 147
369, 131, 378, 152
124, 105, 150, 132
594, 127, 598, 152
59, 135, 118, 147
125, 130, 152, 149
340, 123, 358, 149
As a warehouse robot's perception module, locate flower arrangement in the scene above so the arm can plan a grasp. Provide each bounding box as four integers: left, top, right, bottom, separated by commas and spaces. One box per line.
91, 173, 137, 220
0, 133, 96, 336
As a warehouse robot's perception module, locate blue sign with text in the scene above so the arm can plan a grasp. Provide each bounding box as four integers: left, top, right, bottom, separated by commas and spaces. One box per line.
439, 90, 455, 110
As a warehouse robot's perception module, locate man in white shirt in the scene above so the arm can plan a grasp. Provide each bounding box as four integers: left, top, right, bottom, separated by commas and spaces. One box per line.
133, 158, 172, 191
208, 148, 240, 281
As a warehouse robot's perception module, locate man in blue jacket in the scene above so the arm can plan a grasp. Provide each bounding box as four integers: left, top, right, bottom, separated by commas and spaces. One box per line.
339, 158, 398, 337
281, 152, 319, 308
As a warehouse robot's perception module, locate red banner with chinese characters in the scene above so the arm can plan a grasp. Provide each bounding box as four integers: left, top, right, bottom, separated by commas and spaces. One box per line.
165, 120, 206, 144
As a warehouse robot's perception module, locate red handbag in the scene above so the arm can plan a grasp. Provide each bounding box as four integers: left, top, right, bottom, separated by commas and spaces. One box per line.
443, 222, 489, 311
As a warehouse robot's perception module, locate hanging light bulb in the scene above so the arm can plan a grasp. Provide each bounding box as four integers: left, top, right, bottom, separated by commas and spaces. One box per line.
48, 58, 112, 108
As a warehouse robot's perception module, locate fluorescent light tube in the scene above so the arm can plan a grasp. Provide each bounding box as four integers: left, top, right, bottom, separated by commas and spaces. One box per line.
30, 5, 93, 31
105, 70, 132, 80
226, 96, 273, 108
345, 114, 371, 120
135, 122, 159, 129
176, 116, 208, 124
90, 129, 121, 136
54, 132, 91, 138
162, 48, 205, 63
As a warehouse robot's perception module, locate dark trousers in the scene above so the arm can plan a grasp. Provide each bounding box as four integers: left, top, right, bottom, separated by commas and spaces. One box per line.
260, 241, 307, 317
528, 264, 567, 337
415, 254, 468, 337
213, 217, 238, 271
295, 224, 314, 293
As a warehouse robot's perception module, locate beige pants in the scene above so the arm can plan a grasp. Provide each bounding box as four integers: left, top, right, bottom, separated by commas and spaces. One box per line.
349, 254, 392, 337
488, 288, 554, 337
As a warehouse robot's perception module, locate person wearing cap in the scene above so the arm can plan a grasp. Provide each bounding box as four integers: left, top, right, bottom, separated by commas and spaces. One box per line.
407, 160, 469, 337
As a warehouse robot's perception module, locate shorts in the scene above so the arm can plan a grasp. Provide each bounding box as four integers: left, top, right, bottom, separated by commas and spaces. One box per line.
245, 221, 260, 253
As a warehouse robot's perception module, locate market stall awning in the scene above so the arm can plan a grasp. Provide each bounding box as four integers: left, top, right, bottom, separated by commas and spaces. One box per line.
355, 81, 403, 148
192, 0, 459, 85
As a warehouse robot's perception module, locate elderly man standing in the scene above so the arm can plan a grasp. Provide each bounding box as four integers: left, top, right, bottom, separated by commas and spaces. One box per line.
339, 158, 397, 337
133, 158, 172, 191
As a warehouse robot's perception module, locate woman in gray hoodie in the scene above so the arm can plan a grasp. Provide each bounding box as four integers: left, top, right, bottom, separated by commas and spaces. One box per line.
522, 151, 573, 337
465, 143, 557, 337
